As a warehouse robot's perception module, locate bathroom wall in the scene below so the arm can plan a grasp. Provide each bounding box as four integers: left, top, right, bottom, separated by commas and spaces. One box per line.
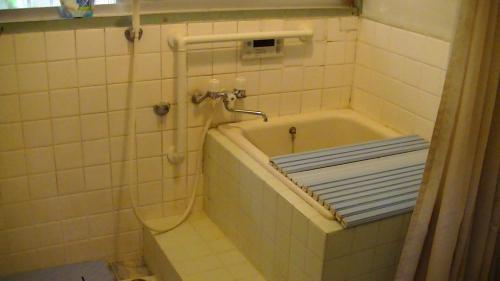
351, 18, 450, 140
362, 0, 460, 41
0, 16, 357, 276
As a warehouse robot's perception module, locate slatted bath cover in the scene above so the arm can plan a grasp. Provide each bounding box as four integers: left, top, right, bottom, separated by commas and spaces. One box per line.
270, 135, 429, 228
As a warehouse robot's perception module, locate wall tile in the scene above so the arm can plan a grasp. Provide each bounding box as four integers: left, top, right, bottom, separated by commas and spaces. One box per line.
136, 132, 161, 158
17, 63, 48, 93
136, 25, 161, 53
420, 64, 446, 96
304, 41, 325, 66
321, 87, 350, 109
62, 217, 89, 242
77, 58, 107, 86
22, 120, 52, 148
56, 168, 85, 194
259, 69, 282, 94
48, 60, 78, 89
0, 95, 21, 123
108, 111, 127, 137
0, 124, 24, 151
326, 18, 346, 42
188, 50, 213, 76
373, 22, 391, 49
58, 193, 87, 219
0, 65, 18, 95
323, 65, 348, 88
84, 164, 112, 190
303, 66, 324, 90
340, 16, 358, 31
213, 48, 237, 74
79, 85, 107, 114
20, 92, 51, 121
282, 67, 304, 92
52, 117, 81, 144
83, 139, 110, 166
85, 190, 113, 214
279, 92, 301, 116
238, 20, 260, 33
80, 113, 108, 140
0, 35, 16, 65
137, 157, 162, 183
417, 36, 450, 69
31, 198, 61, 224
25, 147, 55, 174
105, 27, 130, 56
258, 94, 280, 117
15, 32, 46, 63
136, 53, 161, 81
7, 226, 35, 252
54, 142, 83, 170
300, 90, 322, 113
160, 52, 175, 80
138, 181, 163, 205
28, 173, 57, 199
50, 88, 79, 117
2, 202, 32, 228
0, 177, 29, 203
326, 42, 345, 65
135, 80, 161, 108
45, 31, 76, 61
35, 222, 63, 248
106, 55, 130, 84
76, 28, 105, 58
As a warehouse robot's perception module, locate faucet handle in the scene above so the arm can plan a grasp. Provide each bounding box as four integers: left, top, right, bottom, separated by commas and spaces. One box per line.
235, 77, 246, 90
234, 77, 247, 99
208, 78, 220, 93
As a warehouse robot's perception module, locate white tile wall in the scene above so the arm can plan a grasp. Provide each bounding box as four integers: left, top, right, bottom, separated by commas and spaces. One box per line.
351, 18, 450, 140
0, 15, 356, 276
1, 16, 449, 278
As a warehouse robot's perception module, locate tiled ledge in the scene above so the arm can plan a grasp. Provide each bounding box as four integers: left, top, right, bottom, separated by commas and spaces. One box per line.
0, 7, 356, 33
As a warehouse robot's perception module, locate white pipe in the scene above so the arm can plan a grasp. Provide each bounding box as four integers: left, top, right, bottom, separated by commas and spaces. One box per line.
131, 0, 140, 35
167, 29, 313, 164
126, 0, 212, 235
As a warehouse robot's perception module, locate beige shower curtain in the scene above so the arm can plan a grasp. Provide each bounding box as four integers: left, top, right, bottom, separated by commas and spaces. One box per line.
394, 0, 500, 280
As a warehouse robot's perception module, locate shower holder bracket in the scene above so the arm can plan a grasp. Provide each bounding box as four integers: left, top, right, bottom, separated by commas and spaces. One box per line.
153, 102, 171, 116
124, 27, 143, 42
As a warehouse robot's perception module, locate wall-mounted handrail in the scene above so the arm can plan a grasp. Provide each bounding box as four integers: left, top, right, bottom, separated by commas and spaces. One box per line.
167, 29, 313, 164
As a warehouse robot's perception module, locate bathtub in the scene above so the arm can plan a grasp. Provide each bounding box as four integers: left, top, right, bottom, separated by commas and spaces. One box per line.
218, 109, 400, 220
203, 109, 409, 280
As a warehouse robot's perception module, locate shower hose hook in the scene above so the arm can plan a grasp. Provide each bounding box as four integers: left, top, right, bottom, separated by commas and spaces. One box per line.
124, 27, 143, 42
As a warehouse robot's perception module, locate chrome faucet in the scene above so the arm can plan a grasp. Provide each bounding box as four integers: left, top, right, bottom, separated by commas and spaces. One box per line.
191, 78, 268, 122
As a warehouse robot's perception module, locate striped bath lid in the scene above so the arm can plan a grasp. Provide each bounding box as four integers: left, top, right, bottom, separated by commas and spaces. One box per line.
270, 135, 429, 228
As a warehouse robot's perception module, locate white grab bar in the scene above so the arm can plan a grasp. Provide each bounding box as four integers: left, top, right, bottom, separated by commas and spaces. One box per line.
167, 29, 313, 164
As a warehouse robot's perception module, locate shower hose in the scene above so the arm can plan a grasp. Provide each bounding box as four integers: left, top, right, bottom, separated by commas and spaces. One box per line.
126, 2, 214, 234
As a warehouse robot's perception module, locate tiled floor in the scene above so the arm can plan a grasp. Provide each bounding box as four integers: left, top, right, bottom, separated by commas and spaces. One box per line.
154, 212, 266, 281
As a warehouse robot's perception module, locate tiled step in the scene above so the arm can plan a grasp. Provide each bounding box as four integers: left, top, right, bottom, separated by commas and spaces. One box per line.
144, 212, 266, 281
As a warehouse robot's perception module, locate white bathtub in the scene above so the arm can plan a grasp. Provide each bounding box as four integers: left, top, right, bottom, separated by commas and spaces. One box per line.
204, 109, 409, 280
218, 109, 400, 219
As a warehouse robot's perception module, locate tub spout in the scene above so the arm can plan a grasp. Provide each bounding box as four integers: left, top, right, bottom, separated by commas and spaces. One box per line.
223, 100, 268, 122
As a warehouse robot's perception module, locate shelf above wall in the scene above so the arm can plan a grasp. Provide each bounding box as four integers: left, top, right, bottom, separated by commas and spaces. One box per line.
0, 5, 357, 33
